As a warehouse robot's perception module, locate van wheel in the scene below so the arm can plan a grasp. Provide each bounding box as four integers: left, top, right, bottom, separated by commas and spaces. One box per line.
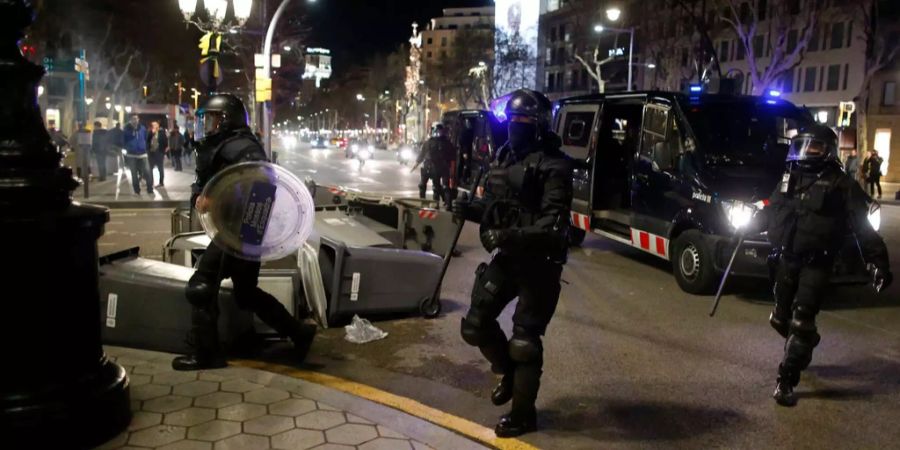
672, 230, 717, 295
568, 227, 586, 247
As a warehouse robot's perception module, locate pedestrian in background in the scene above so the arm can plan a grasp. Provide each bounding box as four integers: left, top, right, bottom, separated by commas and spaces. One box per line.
843, 149, 861, 186
864, 149, 884, 199
107, 121, 125, 175
48, 119, 69, 153
124, 115, 152, 195
91, 120, 109, 182
183, 127, 196, 166
169, 122, 185, 172
75, 121, 92, 180
146, 120, 169, 188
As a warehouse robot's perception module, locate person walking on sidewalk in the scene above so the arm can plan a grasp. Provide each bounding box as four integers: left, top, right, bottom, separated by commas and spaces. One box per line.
124, 115, 153, 195
183, 127, 196, 166
91, 121, 109, 182
146, 120, 169, 188
169, 122, 185, 172
48, 119, 69, 153
107, 121, 125, 175
864, 149, 884, 199
172, 93, 316, 371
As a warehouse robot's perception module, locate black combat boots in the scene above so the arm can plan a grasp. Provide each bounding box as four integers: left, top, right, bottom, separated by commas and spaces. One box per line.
491, 373, 514, 406
495, 408, 537, 438
773, 365, 799, 407
172, 307, 228, 371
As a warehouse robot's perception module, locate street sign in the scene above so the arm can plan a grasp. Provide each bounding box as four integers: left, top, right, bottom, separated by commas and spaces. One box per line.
256, 77, 272, 102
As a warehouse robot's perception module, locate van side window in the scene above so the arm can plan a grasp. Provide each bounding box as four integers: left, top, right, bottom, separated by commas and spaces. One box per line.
563, 111, 594, 147
641, 106, 681, 172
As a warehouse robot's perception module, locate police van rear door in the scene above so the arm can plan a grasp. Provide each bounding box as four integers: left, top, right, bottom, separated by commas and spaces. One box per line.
556, 103, 600, 231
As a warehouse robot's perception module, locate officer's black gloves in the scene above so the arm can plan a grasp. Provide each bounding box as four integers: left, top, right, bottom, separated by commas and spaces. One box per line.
452, 200, 470, 222
870, 264, 893, 293
480, 229, 521, 252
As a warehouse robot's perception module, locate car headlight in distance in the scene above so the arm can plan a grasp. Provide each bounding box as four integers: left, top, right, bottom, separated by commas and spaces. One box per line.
868, 204, 881, 232
359, 149, 372, 160
400, 148, 413, 160
722, 200, 755, 230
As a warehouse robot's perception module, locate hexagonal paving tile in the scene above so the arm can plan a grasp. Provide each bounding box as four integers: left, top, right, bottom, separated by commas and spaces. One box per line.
187, 420, 242, 442
194, 391, 242, 408
310, 444, 355, 450
164, 407, 217, 427
243, 387, 290, 405
131, 383, 172, 401
128, 411, 163, 431
173, 380, 220, 397
129, 373, 152, 386
128, 424, 186, 447
325, 424, 378, 446
144, 395, 193, 414
359, 438, 413, 450
376, 425, 407, 439
217, 403, 267, 422
198, 372, 229, 382
220, 378, 263, 393
271, 428, 325, 450
295, 411, 347, 430
316, 402, 341, 411
243, 414, 295, 436
133, 363, 171, 375
153, 371, 198, 386
347, 414, 374, 425
213, 434, 269, 450
95, 431, 128, 449
411, 441, 436, 450
269, 398, 317, 417
158, 440, 213, 450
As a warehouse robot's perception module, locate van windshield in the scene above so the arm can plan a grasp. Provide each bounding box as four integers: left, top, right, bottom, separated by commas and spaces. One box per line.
680, 100, 812, 167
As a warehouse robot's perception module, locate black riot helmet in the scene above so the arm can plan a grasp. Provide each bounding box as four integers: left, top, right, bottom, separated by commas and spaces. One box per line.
504, 89, 553, 156
787, 124, 838, 169
505, 89, 553, 131
197, 93, 250, 137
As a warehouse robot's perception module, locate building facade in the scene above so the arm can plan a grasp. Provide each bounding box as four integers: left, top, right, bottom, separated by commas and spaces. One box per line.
421, 7, 494, 65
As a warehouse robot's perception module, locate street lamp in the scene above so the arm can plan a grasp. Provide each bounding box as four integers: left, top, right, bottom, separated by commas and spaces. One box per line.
204, 0, 228, 25
606, 7, 622, 22
233, 0, 253, 25
593, 20, 635, 91
178, 0, 198, 20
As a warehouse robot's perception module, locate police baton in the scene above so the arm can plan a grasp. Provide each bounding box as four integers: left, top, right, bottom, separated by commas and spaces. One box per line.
709, 231, 745, 317
427, 167, 485, 314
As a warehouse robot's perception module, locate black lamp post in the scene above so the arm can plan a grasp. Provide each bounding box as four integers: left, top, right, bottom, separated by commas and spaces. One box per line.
0, 1, 130, 447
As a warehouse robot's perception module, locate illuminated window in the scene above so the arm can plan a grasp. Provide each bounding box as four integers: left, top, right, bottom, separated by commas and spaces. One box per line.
874, 129, 891, 175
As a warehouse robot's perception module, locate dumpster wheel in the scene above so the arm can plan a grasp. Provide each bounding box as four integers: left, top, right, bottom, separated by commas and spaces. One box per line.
420, 296, 442, 318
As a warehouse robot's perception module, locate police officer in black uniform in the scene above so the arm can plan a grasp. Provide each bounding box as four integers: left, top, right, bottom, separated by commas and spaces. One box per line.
453, 89, 573, 437
415, 124, 454, 207
172, 94, 316, 371
755, 124, 891, 406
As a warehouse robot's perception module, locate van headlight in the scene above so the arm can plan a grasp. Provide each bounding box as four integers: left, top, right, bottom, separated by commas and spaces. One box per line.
868, 204, 881, 232
722, 200, 755, 230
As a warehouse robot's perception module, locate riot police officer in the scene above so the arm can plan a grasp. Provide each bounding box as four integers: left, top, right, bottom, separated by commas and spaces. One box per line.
414, 124, 454, 208
756, 124, 891, 406
172, 94, 316, 371
453, 89, 573, 437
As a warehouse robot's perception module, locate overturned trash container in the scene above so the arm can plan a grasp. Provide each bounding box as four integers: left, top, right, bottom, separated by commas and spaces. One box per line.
394, 198, 458, 257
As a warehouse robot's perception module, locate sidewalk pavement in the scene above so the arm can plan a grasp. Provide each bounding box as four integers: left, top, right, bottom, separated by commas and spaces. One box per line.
74, 159, 194, 208
96, 346, 488, 450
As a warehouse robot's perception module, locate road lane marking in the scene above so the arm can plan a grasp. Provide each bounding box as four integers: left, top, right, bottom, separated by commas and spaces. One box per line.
232, 360, 539, 450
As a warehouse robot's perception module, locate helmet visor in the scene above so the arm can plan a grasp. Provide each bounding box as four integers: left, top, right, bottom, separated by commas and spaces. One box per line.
200, 111, 224, 135
787, 136, 833, 162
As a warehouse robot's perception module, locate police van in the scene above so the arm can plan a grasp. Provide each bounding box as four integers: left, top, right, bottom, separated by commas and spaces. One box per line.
553, 90, 818, 294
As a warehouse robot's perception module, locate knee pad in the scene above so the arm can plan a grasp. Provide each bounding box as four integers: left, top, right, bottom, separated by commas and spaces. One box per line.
790, 305, 819, 337
460, 315, 500, 347
509, 333, 543, 364
186, 275, 216, 308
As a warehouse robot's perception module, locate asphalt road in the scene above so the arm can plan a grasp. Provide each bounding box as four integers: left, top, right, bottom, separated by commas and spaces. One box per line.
98, 143, 900, 449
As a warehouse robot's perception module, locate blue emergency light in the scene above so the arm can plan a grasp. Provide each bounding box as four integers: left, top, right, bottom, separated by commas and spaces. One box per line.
767, 89, 781, 97
689, 84, 703, 93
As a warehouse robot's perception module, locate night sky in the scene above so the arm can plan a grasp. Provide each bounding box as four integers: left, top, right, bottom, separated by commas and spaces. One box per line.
305, 0, 492, 68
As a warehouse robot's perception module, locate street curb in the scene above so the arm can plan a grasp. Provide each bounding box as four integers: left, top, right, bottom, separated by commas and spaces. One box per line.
76, 200, 188, 209
233, 360, 539, 450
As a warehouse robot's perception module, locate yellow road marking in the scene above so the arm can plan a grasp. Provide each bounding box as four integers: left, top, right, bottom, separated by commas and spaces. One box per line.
232, 360, 539, 450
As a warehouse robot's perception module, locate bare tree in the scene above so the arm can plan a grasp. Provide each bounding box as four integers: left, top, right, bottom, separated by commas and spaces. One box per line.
845, 0, 900, 154
719, 0, 824, 94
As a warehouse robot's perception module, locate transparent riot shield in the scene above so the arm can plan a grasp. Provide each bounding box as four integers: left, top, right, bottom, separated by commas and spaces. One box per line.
198, 162, 314, 262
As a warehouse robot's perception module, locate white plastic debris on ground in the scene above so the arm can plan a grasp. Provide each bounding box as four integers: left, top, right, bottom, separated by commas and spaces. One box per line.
344, 315, 388, 344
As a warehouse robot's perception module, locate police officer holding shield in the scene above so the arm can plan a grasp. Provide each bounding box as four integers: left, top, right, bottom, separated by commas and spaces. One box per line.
172, 93, 316, 371
752, 124, 891, 406
453, 89, 573, 437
